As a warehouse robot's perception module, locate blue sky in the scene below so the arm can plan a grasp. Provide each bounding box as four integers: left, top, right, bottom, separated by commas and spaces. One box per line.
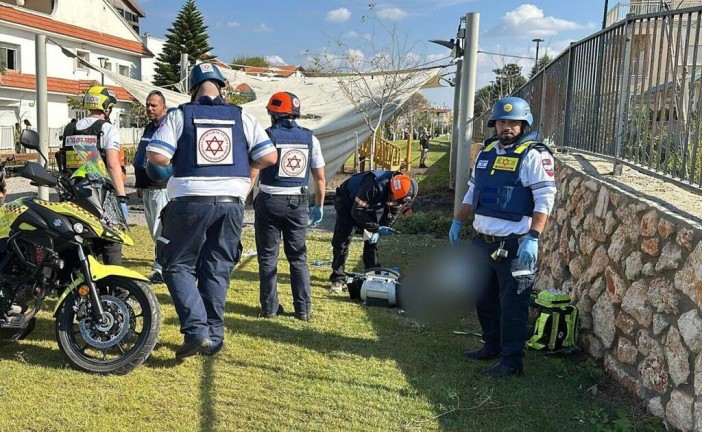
138, 1, 606, 107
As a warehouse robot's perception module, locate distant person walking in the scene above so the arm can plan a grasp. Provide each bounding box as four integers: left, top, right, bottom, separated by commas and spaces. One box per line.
419, 127, 430, 168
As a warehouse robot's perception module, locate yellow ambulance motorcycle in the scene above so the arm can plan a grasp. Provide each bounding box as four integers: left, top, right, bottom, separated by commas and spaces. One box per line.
0, 130, 160, 375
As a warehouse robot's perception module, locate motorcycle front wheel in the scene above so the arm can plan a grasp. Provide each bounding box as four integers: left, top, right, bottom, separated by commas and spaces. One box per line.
55, 277, 161, 375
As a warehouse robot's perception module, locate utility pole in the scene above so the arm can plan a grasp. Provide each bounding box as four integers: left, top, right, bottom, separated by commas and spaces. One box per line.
532, 38, 544, 73
454, 12, 479, 215
35, 34, 49, 199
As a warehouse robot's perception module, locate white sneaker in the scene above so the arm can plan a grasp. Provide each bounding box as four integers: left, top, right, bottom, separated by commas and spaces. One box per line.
330, 282, 344, 294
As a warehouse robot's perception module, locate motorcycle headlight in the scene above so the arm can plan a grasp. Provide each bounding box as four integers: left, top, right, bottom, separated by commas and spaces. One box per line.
73, 222, 84, 234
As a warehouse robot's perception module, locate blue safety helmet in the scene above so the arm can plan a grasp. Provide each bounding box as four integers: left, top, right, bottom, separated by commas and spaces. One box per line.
146, 161, 173, 182
188, 62, 226, 93
487, 97, 533, 128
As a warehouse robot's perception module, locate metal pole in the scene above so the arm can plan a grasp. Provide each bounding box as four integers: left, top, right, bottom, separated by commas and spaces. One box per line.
35, 34, 49, 200
179, 53, 189, 85
602, 0, 610, 29
354, 131, 359, 173
453, 13, 479, 215
562, 43, 577, 149
532, 38, 544, 73
613, 16, 634, 175
449, 59, 463, 189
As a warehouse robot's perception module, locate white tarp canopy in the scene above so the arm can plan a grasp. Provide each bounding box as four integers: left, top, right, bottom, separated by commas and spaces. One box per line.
94, 63, 441, 179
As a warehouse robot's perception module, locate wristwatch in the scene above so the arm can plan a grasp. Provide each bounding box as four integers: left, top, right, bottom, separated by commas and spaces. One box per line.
528, 229, 541, 239
117, 195, 129, 204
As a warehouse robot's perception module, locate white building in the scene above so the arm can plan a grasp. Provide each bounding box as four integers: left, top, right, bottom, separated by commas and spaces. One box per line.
0, 0, 151, 148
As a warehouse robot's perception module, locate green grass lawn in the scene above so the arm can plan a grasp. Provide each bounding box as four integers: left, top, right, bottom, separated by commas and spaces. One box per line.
0, 137, 661, 431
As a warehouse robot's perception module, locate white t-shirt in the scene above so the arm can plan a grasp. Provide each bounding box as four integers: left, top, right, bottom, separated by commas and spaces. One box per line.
73, 117, 120, 151
462, 143, 557, 236
147, 103, 275, 199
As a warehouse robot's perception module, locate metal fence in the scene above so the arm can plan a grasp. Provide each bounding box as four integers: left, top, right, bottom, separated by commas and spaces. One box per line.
474, 5, 702, 192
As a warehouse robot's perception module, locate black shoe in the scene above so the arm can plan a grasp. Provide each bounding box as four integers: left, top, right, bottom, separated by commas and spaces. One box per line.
294, 313, 310, 322
462, 346, 501, 361
175, 338, 212, 360
148, 272, 164, 284
203, 342, 224, 357
481, 362, 524, 377
262, 305, 284, 318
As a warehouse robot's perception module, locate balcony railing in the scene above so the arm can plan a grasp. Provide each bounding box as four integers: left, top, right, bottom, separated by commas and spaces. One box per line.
606, 0, 702, 27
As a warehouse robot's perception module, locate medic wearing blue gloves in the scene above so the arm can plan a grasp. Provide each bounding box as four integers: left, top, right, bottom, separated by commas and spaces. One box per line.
250, 92, 326, 321
329, 171, 417, 293
449, 97, 556, 378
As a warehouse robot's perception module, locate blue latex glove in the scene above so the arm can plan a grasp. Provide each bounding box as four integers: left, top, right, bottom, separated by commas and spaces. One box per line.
448, 219, 462, 245
120, 202, 129, 221
378, 226, 394, 236
518, 235, 539, 266
368, 232, 380, 244
309, 205, 323, 226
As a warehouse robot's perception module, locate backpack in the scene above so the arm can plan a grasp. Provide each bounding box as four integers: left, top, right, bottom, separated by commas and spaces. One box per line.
526, 289, 579, 352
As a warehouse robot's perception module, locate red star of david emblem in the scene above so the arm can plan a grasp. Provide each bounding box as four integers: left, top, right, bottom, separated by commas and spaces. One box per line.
205, 135, 224, 155
286, 154, 302, 171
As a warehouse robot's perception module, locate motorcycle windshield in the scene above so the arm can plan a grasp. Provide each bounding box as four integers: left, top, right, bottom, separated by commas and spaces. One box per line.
68, 143, 110, 183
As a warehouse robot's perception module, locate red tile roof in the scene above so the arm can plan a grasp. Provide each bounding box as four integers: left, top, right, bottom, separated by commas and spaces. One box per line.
0, 4, 151, 56
0, 71, 135, 101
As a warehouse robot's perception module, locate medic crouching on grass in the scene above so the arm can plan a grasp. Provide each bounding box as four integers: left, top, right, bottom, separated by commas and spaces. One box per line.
329, 171, 418, 293
449, 96, 556, 377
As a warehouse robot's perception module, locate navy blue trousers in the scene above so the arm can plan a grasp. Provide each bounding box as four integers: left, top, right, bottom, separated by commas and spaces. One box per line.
254, 192, 311, 316
472, 235, 534, 369
330, 195, 379, 283
157, 200, 244, 346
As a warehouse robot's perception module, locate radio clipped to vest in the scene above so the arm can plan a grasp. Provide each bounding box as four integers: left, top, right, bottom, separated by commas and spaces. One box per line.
527, 289, 579, 353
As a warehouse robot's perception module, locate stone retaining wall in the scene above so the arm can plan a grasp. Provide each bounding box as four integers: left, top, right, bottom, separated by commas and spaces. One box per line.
534, 158, 702, 431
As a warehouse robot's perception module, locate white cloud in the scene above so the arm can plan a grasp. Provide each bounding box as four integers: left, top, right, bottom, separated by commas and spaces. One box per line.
427, 51, 451, 64
377, 7, 408, 21
265, 55, 287, 66
347, 48, 365, 62
344, 30, 372, 41
487, 4, 581, 38
226, 21, 241, 28
326, 8, 351, 23
253, 23, 272, 32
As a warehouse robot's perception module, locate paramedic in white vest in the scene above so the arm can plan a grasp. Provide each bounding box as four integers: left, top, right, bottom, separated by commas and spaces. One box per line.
448, 96, 556, 378
250, 92, 326, 322
147, 63, 277, 359
60, 85, 128, 265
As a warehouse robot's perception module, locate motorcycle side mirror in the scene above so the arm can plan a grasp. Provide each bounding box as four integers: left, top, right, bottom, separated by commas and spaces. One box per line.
19, 129, 40, 150
19, 129, 48, 168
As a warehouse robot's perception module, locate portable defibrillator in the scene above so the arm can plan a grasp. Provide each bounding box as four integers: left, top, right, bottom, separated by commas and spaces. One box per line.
346, 268, 401, 308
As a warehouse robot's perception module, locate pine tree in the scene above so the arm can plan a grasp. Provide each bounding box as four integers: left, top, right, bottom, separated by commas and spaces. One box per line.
152, 0, 214, 89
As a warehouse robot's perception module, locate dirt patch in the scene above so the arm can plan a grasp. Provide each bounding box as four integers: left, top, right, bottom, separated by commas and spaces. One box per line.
561, 153, 702, 225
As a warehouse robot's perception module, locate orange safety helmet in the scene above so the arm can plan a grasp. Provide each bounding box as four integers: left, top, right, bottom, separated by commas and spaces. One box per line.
266, 91, 301, 118
389, 174, 418, 204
